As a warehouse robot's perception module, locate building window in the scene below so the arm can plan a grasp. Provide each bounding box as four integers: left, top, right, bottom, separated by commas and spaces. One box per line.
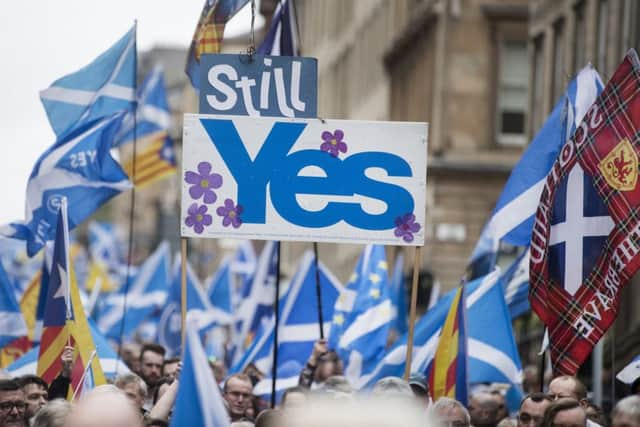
552, 18, 566, 104
496, 38, 528, 146
531, 35, 545, 133
573, 1, 586, 72
596, 0, 608, 73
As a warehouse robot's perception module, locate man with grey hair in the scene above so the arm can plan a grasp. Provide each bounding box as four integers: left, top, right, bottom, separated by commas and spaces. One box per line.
612, 395, 640, 427
64, 386, 143, 427
114, 374, 148, 412
370, 376, 414, 398
32, 399, 72, 427
431, 397, 471, 427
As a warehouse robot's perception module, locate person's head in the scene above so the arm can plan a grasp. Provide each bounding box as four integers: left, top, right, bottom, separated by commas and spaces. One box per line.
0, 379, 27, 427
223, 374, 254, 421
138, 343, 166, 387
547, 377, 587, 403
209, 359, 227, 384
542, 398, 586, 427
230, 422, 254, 427
469, 391, 504, 427
431, 397, 471, 427
17, 375, 48, 419
161, 358, 180, 382
370, 376, 413, 399
612, 395, 640, 427
255, 409, 282, 427
31, 399, 72, 427
318, 375, 353, 399
523, 365, 541, 394
584, 402, 606, 426
408, 372, 430, 404
315, 351, 343, 383
119, 343, 141, 374
281, 386, 307, 410
114, 373, 147, 409
64, 387, 143, 427
518, 392, 553, 427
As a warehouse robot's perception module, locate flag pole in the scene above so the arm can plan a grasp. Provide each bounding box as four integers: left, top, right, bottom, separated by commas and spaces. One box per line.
404, 246, 422, 380
270, 242, 281, 408
181, 238, 188, 352
313, 242, 324, 339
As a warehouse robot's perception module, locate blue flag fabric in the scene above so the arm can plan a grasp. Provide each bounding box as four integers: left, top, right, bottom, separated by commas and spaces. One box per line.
257, 0, 299, 56
469, 66, 603, 276
390, 253, 408, 335
88, 221, 123, 267
207, 256, 234, 317
96, 242, 170, 341
500, 249, 530, 319
39, 27, 136, 140
0, 262, 28, 348
2, 114, 132, 256
171, 319, 231, 427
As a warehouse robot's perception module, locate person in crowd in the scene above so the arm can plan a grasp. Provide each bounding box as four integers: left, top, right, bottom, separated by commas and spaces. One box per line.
542, 398, 586, 427
209, 358, 227, 385
585, 402, 606, 426
161, 358, 180, 382
299, 339, 343, 388
611, 395, 640, 427
16, 375, 48, 420
152, 377, 173, 405
523, 365, 542, 394
498, 419, 518, 427
64, 386, 143, 427
48, 346, 73, 401
280, 386, 308, 410
518, 392, 552, 427
0, 379, 27, 427
370, 377, 413, 398
431, 396, 471, 427
119, 343, 141, 374
254, 409, 281, 427
223, 373, 254, 422
230, 422, 254, 427
138, 343, 166, 410
317, 375, 354, 399
469, 390, 506, 427
31, 399, 71, 427
408, 372, 430, 406
114, 373, 148, 412
547, 376, 588, 404
148, 378, 179, 425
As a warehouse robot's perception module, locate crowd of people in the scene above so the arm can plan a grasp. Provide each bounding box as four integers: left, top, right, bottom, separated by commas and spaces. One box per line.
1, 338, 640, 427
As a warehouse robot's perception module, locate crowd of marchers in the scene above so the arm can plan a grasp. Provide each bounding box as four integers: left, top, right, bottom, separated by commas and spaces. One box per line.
1, 338, 640, 427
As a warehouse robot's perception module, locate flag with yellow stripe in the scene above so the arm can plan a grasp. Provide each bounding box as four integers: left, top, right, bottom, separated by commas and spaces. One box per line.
121, 131, 176, 188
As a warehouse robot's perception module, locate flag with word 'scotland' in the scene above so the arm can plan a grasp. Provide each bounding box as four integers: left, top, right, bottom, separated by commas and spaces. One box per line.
530, 49, 640, 375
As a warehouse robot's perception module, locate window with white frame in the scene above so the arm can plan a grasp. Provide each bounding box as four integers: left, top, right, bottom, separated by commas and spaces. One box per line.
496, 39, 529, 146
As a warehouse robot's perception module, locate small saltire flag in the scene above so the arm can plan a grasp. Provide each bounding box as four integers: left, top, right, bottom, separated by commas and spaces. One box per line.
500, 249, 530, 319
257, 0, 299, 56
88, 221, 123, 269
428, 287, 468, 405
1, 114, 132, 256
185, 0, 250, 90
0, 269, 37, 367
171, 318, 231, 427
468, 65, 603, 277
39, 27, 136, 140
37, 202, 106, 394
207, 255, 234, 318
0, 263, 28, 349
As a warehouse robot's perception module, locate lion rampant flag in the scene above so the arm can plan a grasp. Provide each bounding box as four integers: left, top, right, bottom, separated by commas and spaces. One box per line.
530, 49, 640, 375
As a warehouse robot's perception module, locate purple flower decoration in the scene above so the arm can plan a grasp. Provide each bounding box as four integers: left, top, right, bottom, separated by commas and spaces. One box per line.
394, 213, 421, 243
320, 130, 348, 157
184, 161, 222, 204
185, 203, 212, 234
216, 198, 243, 228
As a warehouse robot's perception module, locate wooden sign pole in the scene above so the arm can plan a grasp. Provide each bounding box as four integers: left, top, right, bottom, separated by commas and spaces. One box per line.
181, 238, 188, 353
404, 246, 422, 380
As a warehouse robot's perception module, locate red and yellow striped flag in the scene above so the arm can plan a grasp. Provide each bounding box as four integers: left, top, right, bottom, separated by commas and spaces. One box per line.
122, 131, 176, 188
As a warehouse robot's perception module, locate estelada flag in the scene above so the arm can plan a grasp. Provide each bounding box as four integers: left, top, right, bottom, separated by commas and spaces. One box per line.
530, 50, 640, 375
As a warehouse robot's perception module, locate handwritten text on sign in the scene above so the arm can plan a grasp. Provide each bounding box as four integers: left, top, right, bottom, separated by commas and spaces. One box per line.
181, 115, 428, 246
199, 54, 317, 118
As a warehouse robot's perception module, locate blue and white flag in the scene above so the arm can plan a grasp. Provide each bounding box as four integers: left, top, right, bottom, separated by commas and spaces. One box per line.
617, 355, 640, 385
500, 249, 530, 319
159, 257, 231, 356
96, 242, 170, 341
359, 269, 523, 411
7, 319, 129, 379
231, 241, 257, 307
390, 253, 408, 335
2, 114, 132, 256
40, 27, 136, 140
257, 0, 299, 56
233, 251, 343, 399
88, 221, 123, 268
329, 245, 392, 383
171, 318, 231, 427
0, 263, 28, 348
469, 66, 603, 276
207, 256, 234, 318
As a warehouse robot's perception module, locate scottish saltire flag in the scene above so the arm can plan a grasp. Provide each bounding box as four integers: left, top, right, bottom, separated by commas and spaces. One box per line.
231, 241, 278, 363
171, 319, 231, 427
97, 242, 170, 341
185, 0, 250, 90
428, 286, 467, 405
617, 355, 640, 385
330, 245, 392, 383
207, 256, 234, 318
40, 27, 136, 140
469, 65, 603, 276
257, 0, 299, 56
88, 222, 123, 269
158, 257, 230, 356
231, 241, 257, 305
0, 263, 28, 349
232, 251, 343, 399
390, 253, 408, 335
37, 204, 107, 393
7, 319, 129, 379
500, 249, 530, 319
1, 114, 131, 256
